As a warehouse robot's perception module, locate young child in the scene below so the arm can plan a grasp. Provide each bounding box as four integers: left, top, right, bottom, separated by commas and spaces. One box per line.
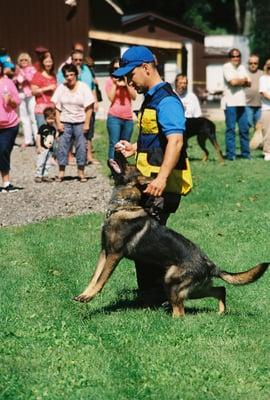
35, 107, 58, 182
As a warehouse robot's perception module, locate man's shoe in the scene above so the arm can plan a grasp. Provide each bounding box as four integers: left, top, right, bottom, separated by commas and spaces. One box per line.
1, 184, 19, 193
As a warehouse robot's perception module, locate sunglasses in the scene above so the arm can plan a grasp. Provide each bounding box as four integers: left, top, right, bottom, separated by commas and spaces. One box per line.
73, 58, 83, 62
249, 62, 258, 65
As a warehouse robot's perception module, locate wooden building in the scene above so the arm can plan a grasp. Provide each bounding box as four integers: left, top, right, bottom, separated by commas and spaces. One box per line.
0, 0, 89, 67
89, 10, 206, 95
0, 1, 206, 92
0, 0, 207, 115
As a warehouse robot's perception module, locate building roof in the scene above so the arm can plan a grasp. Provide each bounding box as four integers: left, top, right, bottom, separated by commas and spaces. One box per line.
122, 11, 205, 39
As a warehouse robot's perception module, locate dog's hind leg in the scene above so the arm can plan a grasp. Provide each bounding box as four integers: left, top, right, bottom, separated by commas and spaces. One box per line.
189, 286, 226, 314
197, 134, 209, 161
169, 286, 189, 317
165, 268, 192, 317
74, 251, 122, 303
206, 123, 224, 163
212, 141, 224, 164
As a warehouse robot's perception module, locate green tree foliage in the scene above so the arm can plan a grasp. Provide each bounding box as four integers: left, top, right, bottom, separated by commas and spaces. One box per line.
116, 0, 235, 33
249, 0, 270, 63
116, 0, 270, 60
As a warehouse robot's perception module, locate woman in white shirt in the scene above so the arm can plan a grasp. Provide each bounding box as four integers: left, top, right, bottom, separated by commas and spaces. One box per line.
52, 64, 95, 181
259, 59, 270, 161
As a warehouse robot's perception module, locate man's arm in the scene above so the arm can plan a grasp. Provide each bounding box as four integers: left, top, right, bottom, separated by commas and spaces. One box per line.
228, 77, 250, 87
223, 64, 250, 87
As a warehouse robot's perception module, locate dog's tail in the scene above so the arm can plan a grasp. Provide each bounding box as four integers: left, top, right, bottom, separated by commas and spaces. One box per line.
214, 263, 269, 285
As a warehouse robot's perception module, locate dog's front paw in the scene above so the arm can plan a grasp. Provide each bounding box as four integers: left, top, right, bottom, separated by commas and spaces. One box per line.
73, 293, 92, 303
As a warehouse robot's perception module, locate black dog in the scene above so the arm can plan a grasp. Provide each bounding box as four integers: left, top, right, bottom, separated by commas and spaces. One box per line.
185, 117, 224, 163
74, 155, 268, 316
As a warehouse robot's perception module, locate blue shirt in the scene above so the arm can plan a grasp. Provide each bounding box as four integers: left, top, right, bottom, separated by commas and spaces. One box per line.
146, 82, 186, 136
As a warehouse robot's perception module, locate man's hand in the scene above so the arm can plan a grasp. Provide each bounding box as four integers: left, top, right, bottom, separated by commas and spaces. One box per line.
143, 175, 167, 197
144, 134, 183, 197
115, 140, 136, 158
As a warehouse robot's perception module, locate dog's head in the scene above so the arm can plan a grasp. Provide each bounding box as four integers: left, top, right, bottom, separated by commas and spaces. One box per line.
108, 152, 152, 189
108, 152, 138, 186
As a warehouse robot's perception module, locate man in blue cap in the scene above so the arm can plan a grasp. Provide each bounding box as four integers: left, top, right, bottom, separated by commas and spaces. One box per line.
113, 46, 191, 305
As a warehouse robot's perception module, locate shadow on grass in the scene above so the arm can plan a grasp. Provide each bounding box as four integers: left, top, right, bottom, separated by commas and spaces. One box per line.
77, 288, 258, 318
78, 289, 223, 318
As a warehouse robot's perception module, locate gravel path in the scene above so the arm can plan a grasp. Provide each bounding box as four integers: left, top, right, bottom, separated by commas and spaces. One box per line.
0, 136, 112, 227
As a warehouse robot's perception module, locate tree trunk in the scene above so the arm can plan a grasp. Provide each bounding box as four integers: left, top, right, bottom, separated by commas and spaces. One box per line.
234, 0, 242, 33
243, 0, 254, 35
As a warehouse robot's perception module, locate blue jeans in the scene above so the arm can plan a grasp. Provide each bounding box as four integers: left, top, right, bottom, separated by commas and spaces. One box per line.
246, 106, 261, 129
107, 115, 134, 159
224, 106, 250, 159
35, 114, 46, 128
57, 123, 86, 167
0, 125, 19, 171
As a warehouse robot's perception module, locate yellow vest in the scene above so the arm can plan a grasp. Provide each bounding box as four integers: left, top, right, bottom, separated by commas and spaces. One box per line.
136, 84, 192, 196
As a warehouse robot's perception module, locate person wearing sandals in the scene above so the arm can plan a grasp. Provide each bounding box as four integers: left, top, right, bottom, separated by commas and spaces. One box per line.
51, 63, 94, 182
105, 57, 136, 172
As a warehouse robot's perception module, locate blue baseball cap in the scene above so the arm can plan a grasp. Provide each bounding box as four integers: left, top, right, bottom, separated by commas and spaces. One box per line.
112, 46, 155, 77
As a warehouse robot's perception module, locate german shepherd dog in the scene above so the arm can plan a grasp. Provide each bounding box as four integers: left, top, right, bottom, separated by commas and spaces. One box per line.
74, 154, 268, 316
185, 117, 224, 164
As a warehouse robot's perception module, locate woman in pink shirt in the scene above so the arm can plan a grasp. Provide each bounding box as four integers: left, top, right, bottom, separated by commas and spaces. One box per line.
31, 54, 57, 128
0, 61, 21, 192
14, 52, 37, 148
105, 57, 136, 169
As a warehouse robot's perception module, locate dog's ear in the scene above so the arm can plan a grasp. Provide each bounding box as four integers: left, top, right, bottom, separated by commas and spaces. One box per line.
115, 151, 127, 172
107, 152, 128, 184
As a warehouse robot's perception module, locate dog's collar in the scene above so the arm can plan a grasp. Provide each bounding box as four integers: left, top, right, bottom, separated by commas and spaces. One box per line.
106, 200, 141, 218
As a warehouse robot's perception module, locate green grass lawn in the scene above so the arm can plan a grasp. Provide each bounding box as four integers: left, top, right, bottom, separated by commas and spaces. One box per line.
1, 121, 270, 400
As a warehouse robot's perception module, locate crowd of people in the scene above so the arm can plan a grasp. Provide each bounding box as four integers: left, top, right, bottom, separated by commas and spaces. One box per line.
221, 48, 270, 161
0, 43, 269, 193
0, 43, 100, 192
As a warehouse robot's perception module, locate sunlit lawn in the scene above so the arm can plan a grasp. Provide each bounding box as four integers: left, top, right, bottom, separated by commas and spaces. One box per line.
0, 121, 269, 399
